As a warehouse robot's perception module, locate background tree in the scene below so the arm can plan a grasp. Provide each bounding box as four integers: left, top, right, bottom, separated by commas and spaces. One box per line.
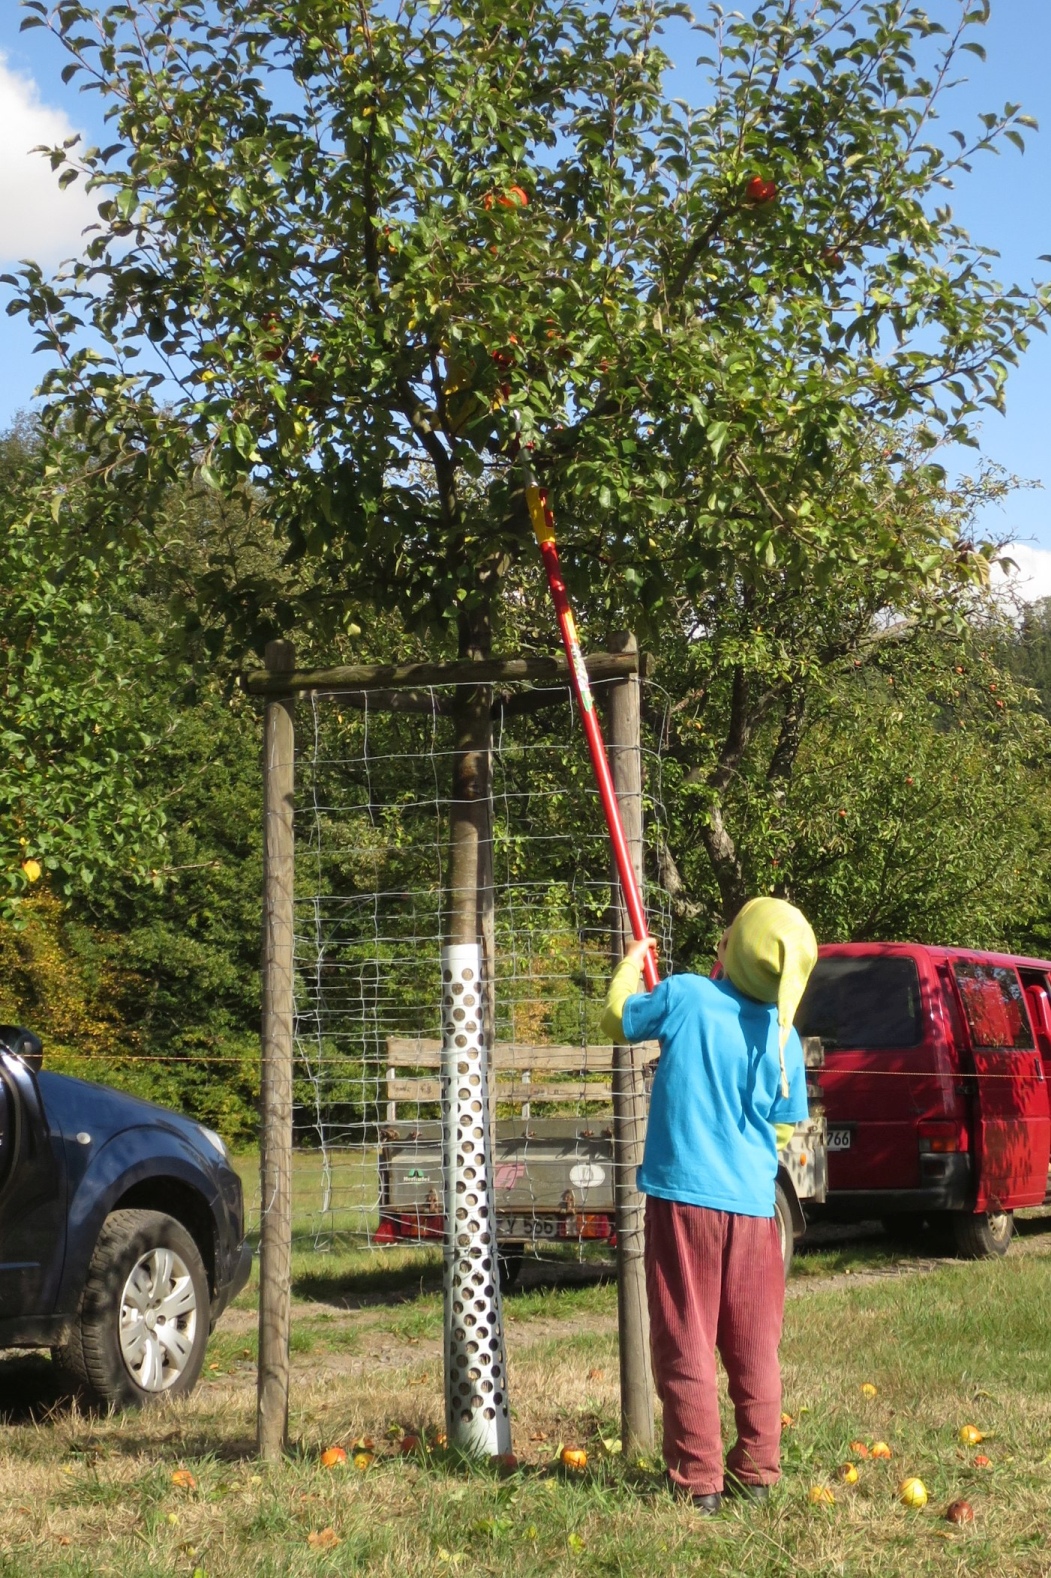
0, 423, 168, 913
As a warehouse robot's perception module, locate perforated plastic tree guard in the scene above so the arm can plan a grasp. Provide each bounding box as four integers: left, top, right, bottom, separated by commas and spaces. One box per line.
440, 943, 512, 1456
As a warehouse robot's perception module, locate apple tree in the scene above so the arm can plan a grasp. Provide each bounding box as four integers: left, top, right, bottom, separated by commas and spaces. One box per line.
7, 0, 1046, 650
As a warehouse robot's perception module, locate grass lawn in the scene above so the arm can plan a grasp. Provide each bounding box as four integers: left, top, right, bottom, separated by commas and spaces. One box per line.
1, 1223, 1050, 1576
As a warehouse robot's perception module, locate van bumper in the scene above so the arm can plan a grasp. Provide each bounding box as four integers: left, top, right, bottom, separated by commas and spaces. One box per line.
824, 1154, 971, 1218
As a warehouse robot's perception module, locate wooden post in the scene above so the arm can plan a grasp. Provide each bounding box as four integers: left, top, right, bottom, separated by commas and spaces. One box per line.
606, 631, 655, 1457
257, 639, 296, 1461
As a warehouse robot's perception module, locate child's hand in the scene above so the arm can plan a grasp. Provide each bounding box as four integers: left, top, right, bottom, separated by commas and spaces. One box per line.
625, 935, 657, 972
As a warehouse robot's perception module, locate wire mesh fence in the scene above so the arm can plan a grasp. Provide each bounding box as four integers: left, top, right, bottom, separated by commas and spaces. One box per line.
277, 675, 670, 1260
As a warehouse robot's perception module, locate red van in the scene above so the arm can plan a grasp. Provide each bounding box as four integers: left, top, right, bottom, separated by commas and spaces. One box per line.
796, 943, 1051, 1257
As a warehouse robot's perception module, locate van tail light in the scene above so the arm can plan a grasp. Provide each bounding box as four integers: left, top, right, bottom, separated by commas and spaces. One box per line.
559, 1213, 612, 1241
917, 1120, 967, 1154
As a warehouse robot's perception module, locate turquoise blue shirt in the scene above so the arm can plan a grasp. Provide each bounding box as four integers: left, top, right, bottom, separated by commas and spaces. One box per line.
622, 973, 808, 1217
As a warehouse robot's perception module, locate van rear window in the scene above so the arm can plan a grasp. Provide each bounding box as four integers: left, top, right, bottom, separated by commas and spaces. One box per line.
953, 962, 1033, 1050
795, 956, 922, 1049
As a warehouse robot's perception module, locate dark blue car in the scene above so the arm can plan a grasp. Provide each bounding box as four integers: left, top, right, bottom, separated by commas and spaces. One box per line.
0, 1027, 252, 1408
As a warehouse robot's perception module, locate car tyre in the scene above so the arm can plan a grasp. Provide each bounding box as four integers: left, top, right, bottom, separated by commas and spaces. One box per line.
950, 1208, 1014, 1260
55, 1209, 210, 1410
774, 1182, 794, 1278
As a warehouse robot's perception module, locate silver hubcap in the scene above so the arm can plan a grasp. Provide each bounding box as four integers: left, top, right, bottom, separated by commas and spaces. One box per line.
119, 1248, 198, 1392
987, 1211, 1011, 1244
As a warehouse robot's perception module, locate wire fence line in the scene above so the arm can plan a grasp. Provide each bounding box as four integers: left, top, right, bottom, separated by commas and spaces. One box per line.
281, 676, 672, 1253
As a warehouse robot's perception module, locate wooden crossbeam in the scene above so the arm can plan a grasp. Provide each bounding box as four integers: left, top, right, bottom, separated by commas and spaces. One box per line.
242, 650, 652, 697
384, 1036, 658, 1071
386, 1077, 614, 1105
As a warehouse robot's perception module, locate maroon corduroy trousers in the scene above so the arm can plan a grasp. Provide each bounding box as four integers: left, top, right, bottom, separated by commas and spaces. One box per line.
645, 1195, 785, 1495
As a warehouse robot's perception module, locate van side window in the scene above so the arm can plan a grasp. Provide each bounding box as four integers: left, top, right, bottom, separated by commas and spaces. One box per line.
953, 962, 1034, 1050
795, 956, 922, 1048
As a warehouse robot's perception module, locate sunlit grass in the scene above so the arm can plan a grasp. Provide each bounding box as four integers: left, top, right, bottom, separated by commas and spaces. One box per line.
2, 1229, 1050, 1575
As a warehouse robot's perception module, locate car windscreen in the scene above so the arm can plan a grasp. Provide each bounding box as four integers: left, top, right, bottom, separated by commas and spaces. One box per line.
796, 955, 923, 1050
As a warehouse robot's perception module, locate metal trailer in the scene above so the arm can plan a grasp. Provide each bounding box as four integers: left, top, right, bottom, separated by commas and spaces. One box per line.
377, 1036, 827, 1280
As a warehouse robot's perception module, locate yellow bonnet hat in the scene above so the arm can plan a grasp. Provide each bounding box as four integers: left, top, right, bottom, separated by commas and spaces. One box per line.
721, 896, 818, 1096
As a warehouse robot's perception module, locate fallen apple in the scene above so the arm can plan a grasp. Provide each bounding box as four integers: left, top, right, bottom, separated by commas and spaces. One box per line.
400, 1435, 424, 1456
973, 1454, 992, 1469
849, 1441, 870, 1459
351, 1451, 374, 1471
958, 1425, 984, 1447
560, 1446, 588, 1472
945, 1499, 975, 1525
307, 1528, 340, 1551
870, 1442, 892, 1460
898, 1477, 927, 1509
492, 1451, 519, 1475
780, 1412, 794, 1430
808, 1485, 835, 1506
836, 1463, 859, 1485
320, 1446, 347, 1468
860, 1382, 878, 1399
170, 1469, 196, 1490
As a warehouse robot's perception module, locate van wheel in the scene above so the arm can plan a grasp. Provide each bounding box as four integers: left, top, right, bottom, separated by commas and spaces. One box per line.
54, 1209, 210, 1410
950, 1209, 1014, 1260
774, 1183, 794, 1278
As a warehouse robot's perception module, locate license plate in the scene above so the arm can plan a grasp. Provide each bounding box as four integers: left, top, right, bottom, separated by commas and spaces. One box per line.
827, 1128, 853, 1151
498, 1214, 560, 1241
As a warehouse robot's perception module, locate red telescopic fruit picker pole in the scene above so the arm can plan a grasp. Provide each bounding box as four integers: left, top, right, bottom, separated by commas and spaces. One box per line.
518, 438, 659, 992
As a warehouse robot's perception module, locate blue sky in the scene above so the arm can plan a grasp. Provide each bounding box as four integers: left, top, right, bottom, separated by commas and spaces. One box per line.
1, 1, 1049, 585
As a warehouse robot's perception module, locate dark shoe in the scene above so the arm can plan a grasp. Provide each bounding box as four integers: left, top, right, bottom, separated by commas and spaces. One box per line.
724, 1476, 771, 1503
665, 1475, 723, 1515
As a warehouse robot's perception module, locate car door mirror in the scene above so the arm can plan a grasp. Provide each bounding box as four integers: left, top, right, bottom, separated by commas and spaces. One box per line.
0, 1027, 43, 1073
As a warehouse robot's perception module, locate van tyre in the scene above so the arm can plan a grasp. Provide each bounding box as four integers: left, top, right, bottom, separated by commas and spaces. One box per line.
774, 1182, 794, 1278
54, 1209, 210, 1409
950, 1208, 1014, 1260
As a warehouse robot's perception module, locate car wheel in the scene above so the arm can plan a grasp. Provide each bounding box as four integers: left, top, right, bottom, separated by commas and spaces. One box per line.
774, 1183, 794, 1278
949, 1208, 1014, 1260
55, 1209, 210, 1409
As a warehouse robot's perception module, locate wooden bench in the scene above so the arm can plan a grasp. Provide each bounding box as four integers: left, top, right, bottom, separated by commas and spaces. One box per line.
384, 1036, 659, 1121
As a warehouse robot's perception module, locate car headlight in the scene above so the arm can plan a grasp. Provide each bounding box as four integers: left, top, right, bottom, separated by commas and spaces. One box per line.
198, 1125, 229, 1163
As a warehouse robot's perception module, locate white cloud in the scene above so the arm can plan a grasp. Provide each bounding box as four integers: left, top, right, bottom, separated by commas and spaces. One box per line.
991, 542, 1051, 606
0, 52, 100, 266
